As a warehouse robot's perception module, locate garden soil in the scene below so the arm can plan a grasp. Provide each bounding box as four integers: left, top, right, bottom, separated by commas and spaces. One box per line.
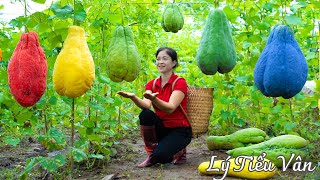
76, 131, 307, 180
0, 130, 309, 180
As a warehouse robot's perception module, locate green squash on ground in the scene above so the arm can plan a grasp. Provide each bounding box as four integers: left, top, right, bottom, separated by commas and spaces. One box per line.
161, 3, 184, 33
227, 135, 309, 167
105, 26, 141, 82
196, 9, 236, 75
207, 128, 269, 150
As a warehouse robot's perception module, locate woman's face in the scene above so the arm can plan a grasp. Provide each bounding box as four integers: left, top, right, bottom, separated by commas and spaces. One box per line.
156, 50, 176, 73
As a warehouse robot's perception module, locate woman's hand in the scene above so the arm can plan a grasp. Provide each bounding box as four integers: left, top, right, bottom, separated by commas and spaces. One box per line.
143, 91, 159, 100
117, 91, 152, 109
117, 91, 135, 99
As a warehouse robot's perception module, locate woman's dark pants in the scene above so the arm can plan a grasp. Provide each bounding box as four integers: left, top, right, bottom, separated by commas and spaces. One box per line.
139, 109, 192, 164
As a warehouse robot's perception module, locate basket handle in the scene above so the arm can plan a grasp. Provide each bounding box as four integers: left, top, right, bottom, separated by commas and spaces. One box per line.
152, 77, 191, 127
152, 77, 159, 92
171, 77, 191, 127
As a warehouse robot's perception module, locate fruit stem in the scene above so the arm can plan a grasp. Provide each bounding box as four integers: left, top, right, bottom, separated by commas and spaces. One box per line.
120, 0, 125, 26
24, 0, 29, 32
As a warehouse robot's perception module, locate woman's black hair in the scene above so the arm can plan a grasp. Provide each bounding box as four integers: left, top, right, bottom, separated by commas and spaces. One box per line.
155, 47, 178, 68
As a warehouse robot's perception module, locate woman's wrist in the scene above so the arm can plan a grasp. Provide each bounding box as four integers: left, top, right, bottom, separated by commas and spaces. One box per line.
129, 94, 136, 100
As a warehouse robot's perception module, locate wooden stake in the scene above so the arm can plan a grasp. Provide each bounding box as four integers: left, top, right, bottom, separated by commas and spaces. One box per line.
70, 98, 75, 178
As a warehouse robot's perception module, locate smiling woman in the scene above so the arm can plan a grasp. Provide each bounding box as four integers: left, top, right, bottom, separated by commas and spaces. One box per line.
118, 47, 192, 168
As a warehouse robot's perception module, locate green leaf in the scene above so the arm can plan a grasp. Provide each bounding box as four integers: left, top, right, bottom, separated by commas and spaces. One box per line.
220, 110, 229, 121
261, 98, 273, 104
9, 16, 30, 28
61, 96, 72, 106
35, 97, 46, 108
41, 155, 66, 172
32, 0, 46, 4
262, 3, 273, 11
46, 31, 63, 49
0, 68, 8, 83
294, 93, 304, 100
234, 118, 246, 127
104, 96, 114, 104
91, 18, 105, 28
106, 118, 117, 127
114, 96, 123, 106
34, 23, 51, 32
312, 122, 320, 127
256, 21, 270, 30
19, 157, 44, 180
48, 96, 58, 105
0, 92, 5, 104
220, 96, 232, 105
223, 6, 238, 23
74, 1, 87, 24
285, 15, 304, 25
290, 3, 306, 12
260, 107, 271, 114
89, 102, 105, 111
284, 122, 297, 131
86, 127, 94, 135
243, 41, 251, 49
98, 74, 110, 83
4, 137, 20, 146
310, 101, 318, 108
50, 3, 73, 20
250, 91, 259, 101
88, 154, 104, 159
49, 128, 66, 144
82, 119, 95, 128
87, 135, 102, 142
248, 35, 262, 43
108, 13, 122, 24
102, 129, 116, 136
271, 105, 282, 114
305, 51, 316, 60
315, 80, 320, 93
73, 148, 87, 162
38, 128, 66, 150
234, 76, 248, 82
75, 138, 89, 149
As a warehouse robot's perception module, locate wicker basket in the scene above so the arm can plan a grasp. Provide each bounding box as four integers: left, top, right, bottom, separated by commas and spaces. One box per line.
187, 87, 214, 137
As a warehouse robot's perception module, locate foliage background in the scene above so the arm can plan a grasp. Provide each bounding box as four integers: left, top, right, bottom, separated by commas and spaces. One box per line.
0, 0, 319, 178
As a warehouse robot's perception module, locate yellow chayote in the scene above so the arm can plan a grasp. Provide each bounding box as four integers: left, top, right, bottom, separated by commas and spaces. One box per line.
53, 26, 95, 98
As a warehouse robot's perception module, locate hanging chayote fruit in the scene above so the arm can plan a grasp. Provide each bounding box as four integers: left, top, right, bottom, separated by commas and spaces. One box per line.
196, 9, 236, 75
105, 25, 141, 82
53, 26, 95, 98
254, 25, 308, 99
161, 3, 184, 33
8, 32, 48, 107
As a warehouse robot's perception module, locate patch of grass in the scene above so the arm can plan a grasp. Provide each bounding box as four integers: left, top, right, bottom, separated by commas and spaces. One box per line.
304, 166, 320, 180
0, 165, 43, 180
0, 167, 21, 180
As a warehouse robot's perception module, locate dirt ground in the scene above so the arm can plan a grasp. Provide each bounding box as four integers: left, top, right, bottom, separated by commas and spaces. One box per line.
75, 132, 309, 180
0, 131, 314, 180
